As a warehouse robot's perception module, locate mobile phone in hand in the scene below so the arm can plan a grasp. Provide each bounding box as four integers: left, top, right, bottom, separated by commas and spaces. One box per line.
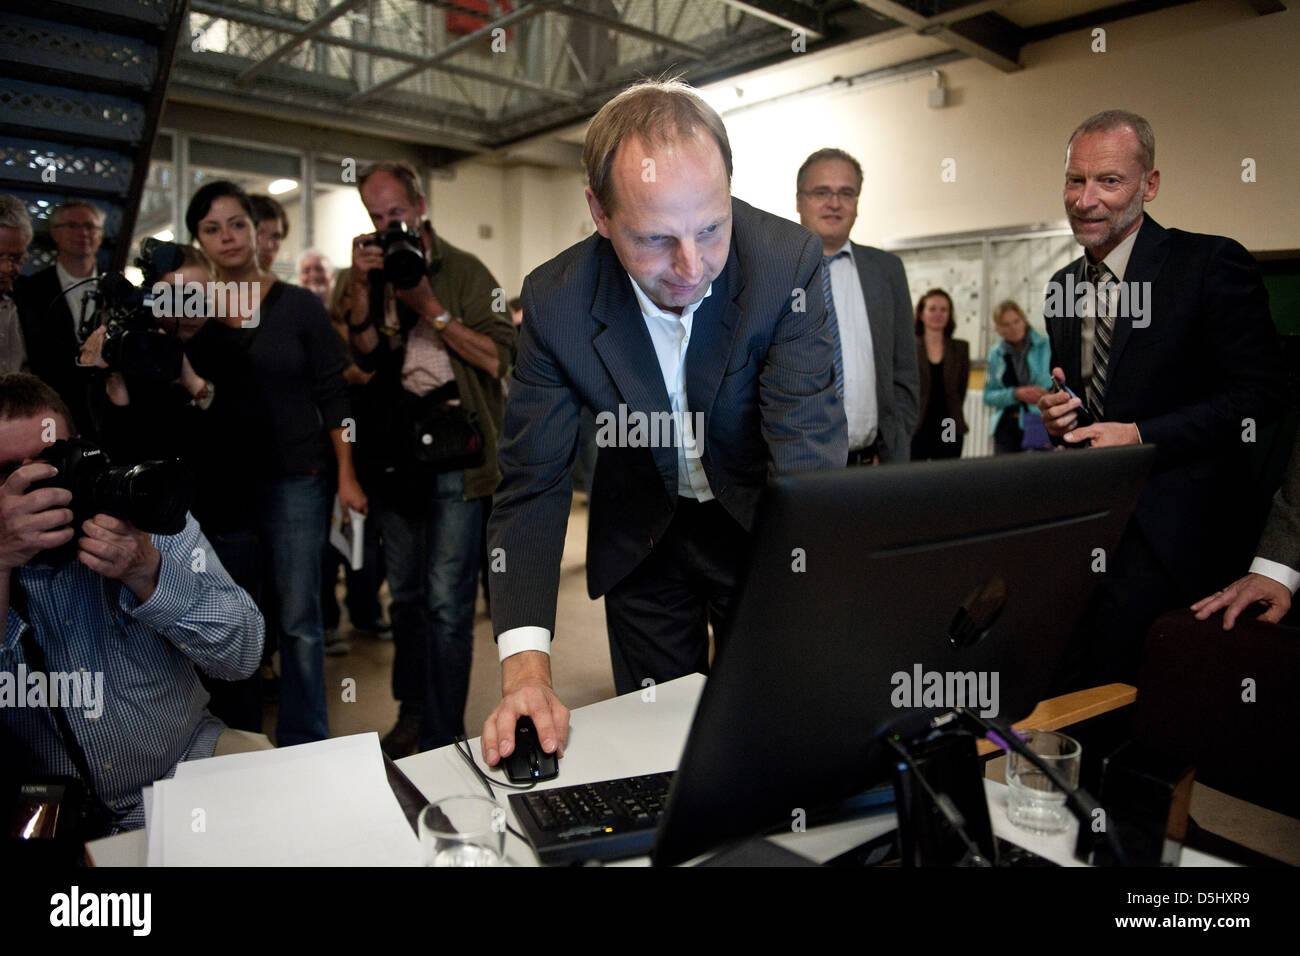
1049, 376, 1095, 428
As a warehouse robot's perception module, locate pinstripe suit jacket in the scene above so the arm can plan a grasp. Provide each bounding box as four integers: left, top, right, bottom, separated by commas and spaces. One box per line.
1257, 430, 1300, 574
849, 242, 920, 461
489, 197, 847, 636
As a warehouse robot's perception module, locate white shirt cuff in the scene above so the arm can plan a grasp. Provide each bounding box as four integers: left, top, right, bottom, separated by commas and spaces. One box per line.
1249, 557, 1300, 594
497, 626, 552, 661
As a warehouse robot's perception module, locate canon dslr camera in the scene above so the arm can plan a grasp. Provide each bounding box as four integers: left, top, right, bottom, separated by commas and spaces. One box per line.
29, 438, 192, 541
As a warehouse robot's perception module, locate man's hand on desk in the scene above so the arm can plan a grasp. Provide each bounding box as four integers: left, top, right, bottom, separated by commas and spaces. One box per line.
481, 650, 569, 767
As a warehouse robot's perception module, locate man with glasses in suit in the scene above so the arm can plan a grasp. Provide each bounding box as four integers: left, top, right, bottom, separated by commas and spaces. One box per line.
796, 148, 919, 465
14, 200, 105, 439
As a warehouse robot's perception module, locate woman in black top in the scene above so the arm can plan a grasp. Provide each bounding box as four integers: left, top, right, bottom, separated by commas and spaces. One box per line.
185, 180, 366, 747
83, 244, 270, 731
911, 288, 970, 460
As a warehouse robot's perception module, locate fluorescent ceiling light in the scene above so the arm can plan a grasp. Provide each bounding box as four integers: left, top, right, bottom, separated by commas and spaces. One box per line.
268, 178, 298, 195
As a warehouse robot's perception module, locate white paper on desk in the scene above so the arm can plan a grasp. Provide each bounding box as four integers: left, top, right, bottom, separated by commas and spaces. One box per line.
150, 733, 420, 867
143, 785, 163, 868
329, 498, 364, 571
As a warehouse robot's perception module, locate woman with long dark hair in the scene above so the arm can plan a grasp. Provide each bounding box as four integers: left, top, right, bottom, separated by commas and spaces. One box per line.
911, 288, 970, 460
184, 180, 365, 746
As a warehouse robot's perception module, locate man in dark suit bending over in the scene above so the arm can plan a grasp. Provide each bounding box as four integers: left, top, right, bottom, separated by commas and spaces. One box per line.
1038, 110, 1286, 688
482, 80, 847, 766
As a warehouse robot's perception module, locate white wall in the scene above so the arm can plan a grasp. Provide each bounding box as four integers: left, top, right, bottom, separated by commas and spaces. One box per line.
721, 1, 1299, 252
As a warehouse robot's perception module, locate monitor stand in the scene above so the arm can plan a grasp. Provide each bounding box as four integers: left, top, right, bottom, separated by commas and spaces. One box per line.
826, 718, 1037, 867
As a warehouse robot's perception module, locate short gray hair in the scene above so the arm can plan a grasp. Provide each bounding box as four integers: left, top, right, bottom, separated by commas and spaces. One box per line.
50, 198, 105, 230
0, 194, 34, 246
583, 78, 732, 216
357, 161, 425, 206
797, 148, 863, 193
1068, 110, 1155, 172
297, 248, 332, 273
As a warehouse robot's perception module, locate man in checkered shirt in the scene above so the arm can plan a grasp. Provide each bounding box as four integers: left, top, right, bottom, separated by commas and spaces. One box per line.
0, 373, 265, 834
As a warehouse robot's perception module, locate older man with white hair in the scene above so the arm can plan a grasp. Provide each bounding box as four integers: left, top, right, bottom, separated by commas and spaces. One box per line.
0, 195, 32, 374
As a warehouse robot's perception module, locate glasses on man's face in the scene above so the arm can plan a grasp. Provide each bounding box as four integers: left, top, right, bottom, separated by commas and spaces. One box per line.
802, 187, 859, 202
0, 253, 26, 268
53, 222, 102, 233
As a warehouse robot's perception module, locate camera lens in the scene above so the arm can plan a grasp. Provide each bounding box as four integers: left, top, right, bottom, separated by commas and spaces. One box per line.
95, 459, 192, 535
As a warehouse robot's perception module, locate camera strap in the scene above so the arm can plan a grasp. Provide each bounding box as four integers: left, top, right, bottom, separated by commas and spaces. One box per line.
10, 580, 116, 830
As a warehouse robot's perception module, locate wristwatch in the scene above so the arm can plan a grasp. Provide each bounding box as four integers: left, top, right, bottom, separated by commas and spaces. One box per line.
432, 311, 452, 331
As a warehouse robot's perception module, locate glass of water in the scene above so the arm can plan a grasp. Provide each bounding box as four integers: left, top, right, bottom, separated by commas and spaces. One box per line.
1005, 729, 1081, 835
419, 795, 506, 867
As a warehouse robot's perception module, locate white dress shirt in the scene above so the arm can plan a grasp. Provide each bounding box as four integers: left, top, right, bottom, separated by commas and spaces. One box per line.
1249, 557, 1300, 594
497, 277, 716, 661
56, 260, 96, 341
827, 242, 878, 451
1079, 224, 1139, 389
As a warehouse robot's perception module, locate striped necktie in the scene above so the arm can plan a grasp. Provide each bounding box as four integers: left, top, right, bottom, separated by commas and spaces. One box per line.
821, 252, 847, 400
1085, 260, 1115, 419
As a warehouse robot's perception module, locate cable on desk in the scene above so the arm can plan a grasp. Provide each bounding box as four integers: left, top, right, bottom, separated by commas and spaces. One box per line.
953, 708, 1130, 867
884, 735, 991, 867
452, 735, 533, 848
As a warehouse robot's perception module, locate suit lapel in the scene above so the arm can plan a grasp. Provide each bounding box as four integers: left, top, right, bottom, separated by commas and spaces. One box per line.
1059, 258, 1086, 388
1100, 215, 1168, 394
589, 239, 678, 496
37, 268, 78, 357
684, 238, 741, 439
854, 244, 892, 389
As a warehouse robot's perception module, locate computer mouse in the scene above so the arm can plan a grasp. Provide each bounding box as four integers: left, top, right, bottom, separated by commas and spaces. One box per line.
503, 716, 559, 783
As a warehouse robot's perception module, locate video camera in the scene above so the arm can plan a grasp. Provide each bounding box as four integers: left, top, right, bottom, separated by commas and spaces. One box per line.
91, 238, 188, 381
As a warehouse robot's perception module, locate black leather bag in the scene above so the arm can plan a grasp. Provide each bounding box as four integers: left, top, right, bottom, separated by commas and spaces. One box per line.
403, 385, 485, 473
407, 402, 484, 472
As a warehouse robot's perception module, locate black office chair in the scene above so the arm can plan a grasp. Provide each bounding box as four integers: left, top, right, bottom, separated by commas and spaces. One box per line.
1133, 608, 1300, 821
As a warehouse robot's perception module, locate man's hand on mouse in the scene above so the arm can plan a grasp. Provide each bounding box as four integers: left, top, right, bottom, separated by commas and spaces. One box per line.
481, 650, 569, 767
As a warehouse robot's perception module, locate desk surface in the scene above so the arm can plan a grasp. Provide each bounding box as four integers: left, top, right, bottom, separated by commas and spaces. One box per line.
89, 673, 1231, 867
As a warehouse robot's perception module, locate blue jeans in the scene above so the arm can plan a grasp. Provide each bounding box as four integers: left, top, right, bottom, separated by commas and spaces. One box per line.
379, 470, 484, 751
260, 475, 331, 746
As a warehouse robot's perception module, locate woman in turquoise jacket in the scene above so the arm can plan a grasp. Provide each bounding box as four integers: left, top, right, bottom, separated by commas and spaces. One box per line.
984, 300, 1053, 453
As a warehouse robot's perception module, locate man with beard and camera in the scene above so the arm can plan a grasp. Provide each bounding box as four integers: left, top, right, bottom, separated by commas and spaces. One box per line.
343, 162, 516, 757
0, 373, 265, 837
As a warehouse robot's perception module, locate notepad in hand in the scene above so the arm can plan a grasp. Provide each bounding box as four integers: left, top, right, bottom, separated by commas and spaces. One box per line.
329, 497, 365, 571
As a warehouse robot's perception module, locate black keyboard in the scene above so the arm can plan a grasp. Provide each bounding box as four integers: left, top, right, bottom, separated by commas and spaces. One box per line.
509, 771, 674, 864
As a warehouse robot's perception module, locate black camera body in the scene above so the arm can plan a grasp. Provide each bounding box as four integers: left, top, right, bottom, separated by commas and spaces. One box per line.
28, 439, 192, 549
361, 220, 432, 290
94, 239, 188, 381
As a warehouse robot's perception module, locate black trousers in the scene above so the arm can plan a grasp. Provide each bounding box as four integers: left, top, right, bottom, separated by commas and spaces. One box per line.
199, 528, 265, 732
603, 498, 750, 696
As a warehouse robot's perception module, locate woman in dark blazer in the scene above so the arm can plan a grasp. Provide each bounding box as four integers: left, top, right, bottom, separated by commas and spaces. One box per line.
911, 288, 970, 460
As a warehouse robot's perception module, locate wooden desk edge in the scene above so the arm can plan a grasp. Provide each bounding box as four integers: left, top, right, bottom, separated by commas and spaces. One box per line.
975, 683, 1137, 756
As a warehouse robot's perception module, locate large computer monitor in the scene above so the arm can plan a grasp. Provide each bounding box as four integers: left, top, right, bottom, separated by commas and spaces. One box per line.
652, 445, 1156, 866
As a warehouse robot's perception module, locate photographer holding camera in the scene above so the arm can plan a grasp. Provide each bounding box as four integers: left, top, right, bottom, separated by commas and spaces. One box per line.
344, 161, 516, 756
79, 242, 272, 733
0, 373, 265, 836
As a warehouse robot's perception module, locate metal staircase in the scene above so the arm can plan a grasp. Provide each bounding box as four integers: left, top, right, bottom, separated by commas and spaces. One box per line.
0, 0, 188, 275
